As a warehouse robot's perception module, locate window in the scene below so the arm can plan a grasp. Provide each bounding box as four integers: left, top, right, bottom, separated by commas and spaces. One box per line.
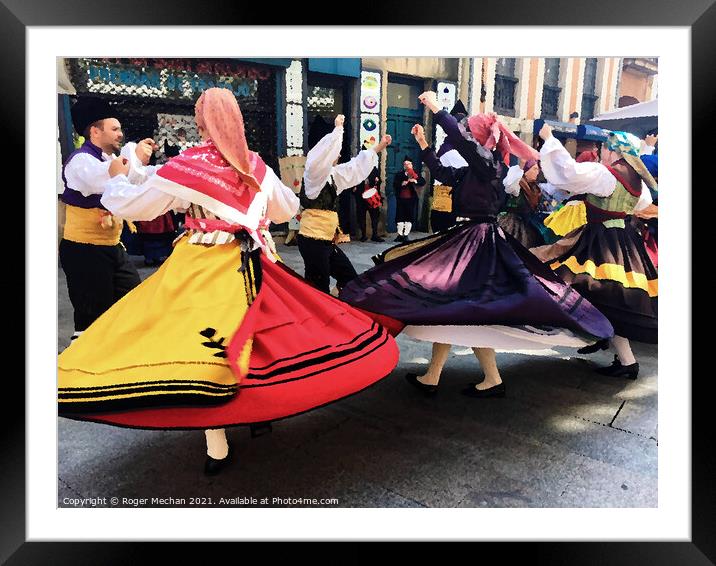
581, 58, 599, 121
387, 82, 421, 110
541, 58, 561, 120
494, 58, 518, 117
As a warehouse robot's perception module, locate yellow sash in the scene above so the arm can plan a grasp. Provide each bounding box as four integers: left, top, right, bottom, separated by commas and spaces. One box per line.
63, 205, 123, 246
299, 209, 339, 241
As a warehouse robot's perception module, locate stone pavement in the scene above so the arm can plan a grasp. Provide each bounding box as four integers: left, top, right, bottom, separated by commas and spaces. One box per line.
57, 233, 657, 508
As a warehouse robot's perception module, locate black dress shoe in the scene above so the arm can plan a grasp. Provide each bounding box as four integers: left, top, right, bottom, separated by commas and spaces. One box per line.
461, 382, 506, 398
577, 338, 610, 355
404, 373, 438, 396
204, 446, 232, 476
371, 236, 385, 243
595, 355, 639, 380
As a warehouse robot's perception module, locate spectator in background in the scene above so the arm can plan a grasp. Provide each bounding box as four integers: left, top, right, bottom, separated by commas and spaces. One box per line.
353, 148, 383, 242
393, 157, 426, 242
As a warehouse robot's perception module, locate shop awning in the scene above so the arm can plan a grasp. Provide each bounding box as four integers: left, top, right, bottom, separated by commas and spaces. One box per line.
233, 58, 293, 68
308, 58, 361, 78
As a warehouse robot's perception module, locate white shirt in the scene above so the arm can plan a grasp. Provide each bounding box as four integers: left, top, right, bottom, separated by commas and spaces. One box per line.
63, 142, 156, 197
100, 152, 299, 225
539, 135, 652, 212
303, 126, 379, 199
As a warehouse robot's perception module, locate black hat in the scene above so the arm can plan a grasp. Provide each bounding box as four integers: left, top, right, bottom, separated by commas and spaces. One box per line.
307, 115, 334, 151
71, 97, 115, 135
403, 155, 413, 162
450, 100, 468, 120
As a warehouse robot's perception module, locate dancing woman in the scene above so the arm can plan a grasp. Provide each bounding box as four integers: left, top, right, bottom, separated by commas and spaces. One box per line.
340, 91, 614, 397
58, 88, 399, 474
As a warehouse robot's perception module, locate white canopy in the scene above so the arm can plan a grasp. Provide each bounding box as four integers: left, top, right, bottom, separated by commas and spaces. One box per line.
591, 98, 657, 121
587, 99, 658, 138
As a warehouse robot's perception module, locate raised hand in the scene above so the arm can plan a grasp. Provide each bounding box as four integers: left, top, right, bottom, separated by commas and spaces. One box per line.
334, 114, 345, 128
418, 91, 439, 110
109, 156, 130, 178
538, 123, 553, 141
373, 134, 392, 152
135, 138, 156, 165
411, 124, 426, 142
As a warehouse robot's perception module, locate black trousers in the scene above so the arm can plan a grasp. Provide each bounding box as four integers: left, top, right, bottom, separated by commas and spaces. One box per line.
297, 235, 358, 294
338, 190, 354, 235
396, 197, 418, 223
59, 239, 141, 331
355, 193, 380, 238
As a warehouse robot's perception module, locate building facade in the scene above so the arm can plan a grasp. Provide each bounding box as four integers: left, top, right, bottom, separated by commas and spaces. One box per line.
58, 57, 655, 236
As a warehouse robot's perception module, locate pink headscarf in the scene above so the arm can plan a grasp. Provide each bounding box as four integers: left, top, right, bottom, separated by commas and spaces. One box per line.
195, 88, 259, 191
467, 113, 540, 165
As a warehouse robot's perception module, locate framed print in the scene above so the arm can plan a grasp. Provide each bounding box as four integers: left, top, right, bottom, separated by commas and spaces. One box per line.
7, 0, 712, 562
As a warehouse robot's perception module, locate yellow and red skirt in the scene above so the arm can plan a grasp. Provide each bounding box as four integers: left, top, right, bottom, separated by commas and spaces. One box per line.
59, 234, 399, 428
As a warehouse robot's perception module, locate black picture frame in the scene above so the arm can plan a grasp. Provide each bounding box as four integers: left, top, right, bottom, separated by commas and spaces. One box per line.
8, 0, 711, 562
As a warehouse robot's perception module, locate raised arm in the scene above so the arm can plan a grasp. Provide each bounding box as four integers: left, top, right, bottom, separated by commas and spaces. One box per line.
303, 118, 345, 200
538, 124, 616, 197
418, 91, 496, 181
413, 123, 464, 186
332, 126, 391, 193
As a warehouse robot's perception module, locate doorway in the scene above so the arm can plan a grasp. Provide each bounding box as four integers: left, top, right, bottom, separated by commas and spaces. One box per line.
386, 76, 425, 232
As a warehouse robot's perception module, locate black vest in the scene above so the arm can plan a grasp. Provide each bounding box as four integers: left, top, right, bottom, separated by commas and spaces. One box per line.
299, 178, 338, 211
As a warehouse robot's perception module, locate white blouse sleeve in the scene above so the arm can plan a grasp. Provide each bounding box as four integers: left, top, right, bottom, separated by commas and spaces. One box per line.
100, 174, 191, 221
120, 142, 158, 185
262, 166, 300, 224
502, 165, 523, 196
303, 126, 344, 199
331, 149, 379, 194
539, 135, 616, 197
633, 180, 654, 212
63, 153, 112, 196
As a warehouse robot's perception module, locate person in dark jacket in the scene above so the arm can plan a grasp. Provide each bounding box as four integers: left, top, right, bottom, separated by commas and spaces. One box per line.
393, 156, 426, 242
353, 160, 383, 242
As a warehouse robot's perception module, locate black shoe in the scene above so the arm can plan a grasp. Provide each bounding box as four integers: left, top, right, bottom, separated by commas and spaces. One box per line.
204, 445, 232, 476
371, 236, 385, 243
461, 381, 506, 398
359, 236, 368, 242
249, 422, 273, 438
577, 338, 610, 355
595, 355, 639, 380
404, 373, 438, 396
394, 235, 404, 242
